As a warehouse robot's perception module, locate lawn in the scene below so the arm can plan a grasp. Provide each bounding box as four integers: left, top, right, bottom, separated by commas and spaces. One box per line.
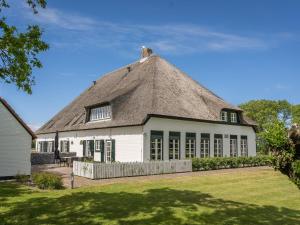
0, 168, 300, 225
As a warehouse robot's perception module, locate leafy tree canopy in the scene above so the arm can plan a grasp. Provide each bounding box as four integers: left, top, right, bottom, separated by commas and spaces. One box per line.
292, 105, 300, 124
239, 100, 292, 131
0, 0, 49, 94
259, 120, 290, 151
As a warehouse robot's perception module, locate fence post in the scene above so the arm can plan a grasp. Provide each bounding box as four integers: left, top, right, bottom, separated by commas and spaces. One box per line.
70, 172, 74, 189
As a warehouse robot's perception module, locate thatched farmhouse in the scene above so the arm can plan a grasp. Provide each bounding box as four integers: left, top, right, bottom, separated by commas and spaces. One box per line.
0, 97, 35, 178
35, 48, 256, 162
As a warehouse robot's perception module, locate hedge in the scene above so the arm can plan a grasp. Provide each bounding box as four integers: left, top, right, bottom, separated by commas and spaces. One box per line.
192, 155, 272, 171
32, 172, 63, 190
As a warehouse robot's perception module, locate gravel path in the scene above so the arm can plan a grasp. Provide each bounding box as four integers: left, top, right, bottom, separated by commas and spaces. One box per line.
32, 165, 273, 189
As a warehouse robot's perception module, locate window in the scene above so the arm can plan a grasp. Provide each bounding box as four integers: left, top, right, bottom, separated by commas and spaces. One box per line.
83, 140, 94, 157
38, 141, 54, 153
169, 132, 180, 160
60, 140, 70, 153
214, 134, 223, 157
231, 112, 237, 123
106, 140, 112, 163
90, 105, 111, 121
95, 140, 101, 152
95, 140, 105, 162
221, 111, 228, 122
230, 135, 238, 157
241, 136, 248, 157
47, 141, 54, 152
185, 133, 196, 158
150, 131, 163, 160
200, 133, 210, 158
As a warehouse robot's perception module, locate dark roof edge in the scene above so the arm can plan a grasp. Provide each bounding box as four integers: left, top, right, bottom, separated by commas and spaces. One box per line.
0, 97, 36, 139
36, 114, 257, 135
143, 114, 257, 129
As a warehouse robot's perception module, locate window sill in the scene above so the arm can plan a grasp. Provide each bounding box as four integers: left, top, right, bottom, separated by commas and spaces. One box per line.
87, 118, 112, 124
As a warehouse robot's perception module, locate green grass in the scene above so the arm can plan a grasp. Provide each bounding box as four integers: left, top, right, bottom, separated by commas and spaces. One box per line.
0, 168, 300, 225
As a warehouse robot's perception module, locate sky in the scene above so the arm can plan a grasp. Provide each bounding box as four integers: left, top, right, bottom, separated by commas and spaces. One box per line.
1, 0, 300, 130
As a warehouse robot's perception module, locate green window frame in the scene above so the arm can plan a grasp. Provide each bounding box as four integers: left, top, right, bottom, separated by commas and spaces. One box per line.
214, 134, 223, 157
230, 135, 238, 157
241, 136, 248, 157
169, 132, 180, 160
150, 131, 163, 161
185, 133, 196, 158
200, 133, 210, 158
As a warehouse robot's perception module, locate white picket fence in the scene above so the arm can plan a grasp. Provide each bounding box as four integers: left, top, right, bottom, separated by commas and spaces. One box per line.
73, 160, 192, 180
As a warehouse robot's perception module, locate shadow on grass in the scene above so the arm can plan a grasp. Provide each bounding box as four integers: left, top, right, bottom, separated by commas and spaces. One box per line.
1, 186, 300, 225
0, 182, 32, 199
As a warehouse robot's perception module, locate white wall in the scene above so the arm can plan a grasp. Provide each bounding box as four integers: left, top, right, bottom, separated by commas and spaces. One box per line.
37, 117, 256, 163
36, 126, 144, 162
0, 102, 31, 177
143, 117, 256, 161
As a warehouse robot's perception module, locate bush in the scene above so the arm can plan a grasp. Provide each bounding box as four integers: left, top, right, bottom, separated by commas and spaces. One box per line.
291, 160, 300, 188
270, 148, 295, 174
15, 174, 30, 183
32, 172, 63, 190
192, 156, 272, 171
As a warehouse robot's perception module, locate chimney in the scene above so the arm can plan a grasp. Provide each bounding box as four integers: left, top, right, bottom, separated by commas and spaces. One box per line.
141, 46, 153, 58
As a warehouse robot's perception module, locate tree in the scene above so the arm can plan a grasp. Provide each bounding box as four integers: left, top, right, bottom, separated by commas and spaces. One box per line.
239, 100, 292, 131
0, 0, 49, 94
292, 105, 300, 124
260, 120, 295, 174
260, 120, 290, 151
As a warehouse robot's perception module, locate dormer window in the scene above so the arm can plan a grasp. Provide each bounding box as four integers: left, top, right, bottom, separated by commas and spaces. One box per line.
231, 112, 237, 123
221, 110, 239, 124
221, 111, 228, 122
90, 105, 111, 121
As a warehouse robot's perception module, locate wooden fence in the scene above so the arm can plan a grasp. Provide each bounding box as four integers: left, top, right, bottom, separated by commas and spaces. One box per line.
73, 160, 192, 180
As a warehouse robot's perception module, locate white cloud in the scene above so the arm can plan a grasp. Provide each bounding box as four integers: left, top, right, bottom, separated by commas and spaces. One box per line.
274, 84, 290, 90
20, 6, 283, 55
23, 5, 96, 31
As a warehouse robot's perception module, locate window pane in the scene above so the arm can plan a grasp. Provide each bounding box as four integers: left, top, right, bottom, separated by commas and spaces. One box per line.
90, 105, 111, 121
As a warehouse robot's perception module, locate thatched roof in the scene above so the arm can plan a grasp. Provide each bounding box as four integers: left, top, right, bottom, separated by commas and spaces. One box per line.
36, 54, 255, 134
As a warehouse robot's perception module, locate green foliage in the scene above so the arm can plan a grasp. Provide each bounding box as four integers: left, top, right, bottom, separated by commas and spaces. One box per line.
32, 172, 63, 190
0, 0, 48, 94
15, 174, 30, 183
271, 148, 295, 174
292, 105, 300, 124
259, 120, 290, 151
291, 160, 300, 188
239, 100, 292, 131
192, 156, 272, 171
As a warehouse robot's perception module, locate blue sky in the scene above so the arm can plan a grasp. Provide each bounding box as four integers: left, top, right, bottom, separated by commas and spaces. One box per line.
1, 0, 300, 130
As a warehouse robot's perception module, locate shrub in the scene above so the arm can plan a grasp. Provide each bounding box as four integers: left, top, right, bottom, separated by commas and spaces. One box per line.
32, 172, 63, 190
192, 156, 272, 171
270, 148, 295, 174
291, 160, 300, 188
15, 174, 30, 183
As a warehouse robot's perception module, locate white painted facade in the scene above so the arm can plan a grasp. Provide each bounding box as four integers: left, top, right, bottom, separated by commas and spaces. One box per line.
0, 101, 32, 177
36, 117, 256, 163
37, 126, 144, 162
143, 117, 256, 161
